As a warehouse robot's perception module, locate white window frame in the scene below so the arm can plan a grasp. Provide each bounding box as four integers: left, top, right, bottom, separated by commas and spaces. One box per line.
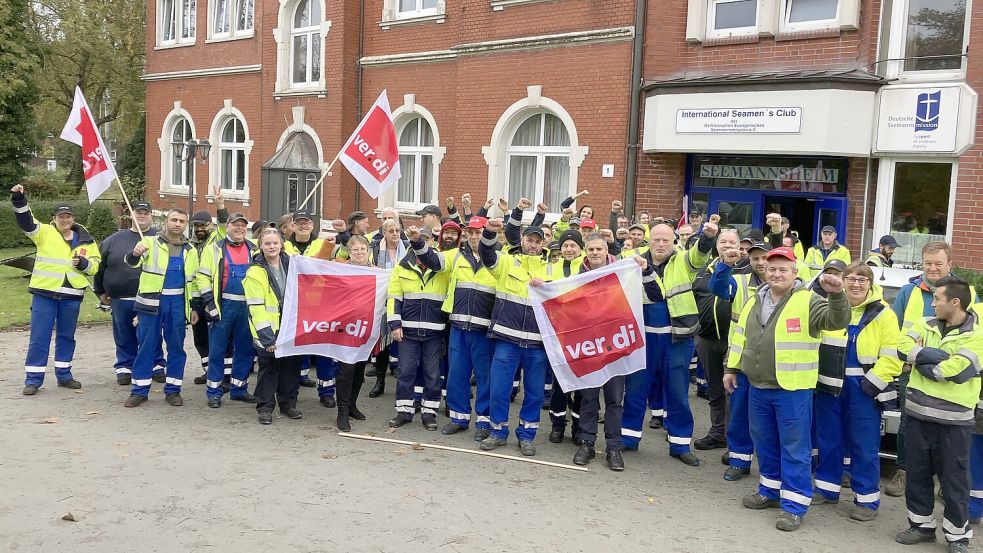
207, 0, 254, 41
504, 112, 572, 213
207, 100, 254, 204
706, 0, 759, 39
394, 117, 437, 209
778, 0, 840, 33
379, 0, 445, 29
218, 118, 247, 193
881, 0, 972, 82
396, 0, 438, 19
157, 102, 199, 197
378, 94, 445, 215
872, 157, 958, 259
273, 0, 330, 96
290, 0, 321, 87
157, 0, 196, 47
482, 85, 587, 222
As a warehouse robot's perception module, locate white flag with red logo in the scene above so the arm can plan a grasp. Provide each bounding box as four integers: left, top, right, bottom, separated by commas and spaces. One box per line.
677, 194, 689, 229
529, 260, 647, 391
339, 90, 400, 199
275, 256, 392, 363
60, 86, 119, 204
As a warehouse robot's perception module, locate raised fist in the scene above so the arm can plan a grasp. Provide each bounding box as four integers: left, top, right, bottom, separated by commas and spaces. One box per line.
10, 184, 24, 195
634, 256, 648, 271
820, 273, 844, 294
600, 229, 614, 241
485, 218, 504, 233
445, 197, 455, 209
516, 198, 532, 211
720, 246, 741, 265
612, 200, 623, 212
331, 219, 346, 232
462, 193, 472, 207
132, 242, 149, 257
497, 198, 509, 213
406, 225, 421, 242
536, 203, 548, 214
709, 214, 721, 225
766, 213, 782, 232
703, 221, 719, 239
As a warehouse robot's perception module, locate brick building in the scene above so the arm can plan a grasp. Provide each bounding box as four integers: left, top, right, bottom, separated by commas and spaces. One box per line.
143, 0, 981, 268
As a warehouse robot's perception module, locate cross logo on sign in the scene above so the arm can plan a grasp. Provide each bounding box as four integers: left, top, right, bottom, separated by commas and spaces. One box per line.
915, 90, 941, 133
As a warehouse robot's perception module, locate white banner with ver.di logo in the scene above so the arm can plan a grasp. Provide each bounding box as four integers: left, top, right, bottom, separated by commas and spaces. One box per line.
275, 256, 391, 364
529, 259, 647, 392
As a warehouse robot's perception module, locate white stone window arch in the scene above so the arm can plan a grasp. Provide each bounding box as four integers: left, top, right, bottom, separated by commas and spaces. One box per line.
378, 94, 445, 213
483, 85, 587, 218
273, 0, 331, 96
208, 100, 255, 204
157, 102, 197, 196
273, 106, 328, 171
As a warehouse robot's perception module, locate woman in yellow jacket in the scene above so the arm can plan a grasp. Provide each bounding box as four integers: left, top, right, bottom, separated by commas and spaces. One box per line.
243, 228, 303, 425
811, 262, 903, 521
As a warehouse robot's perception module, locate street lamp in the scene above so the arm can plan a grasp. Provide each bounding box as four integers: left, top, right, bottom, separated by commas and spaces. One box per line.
175, 138, 211, 221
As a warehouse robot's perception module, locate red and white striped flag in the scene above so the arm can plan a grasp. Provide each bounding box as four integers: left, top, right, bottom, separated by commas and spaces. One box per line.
60, 87, 118, 203
677, 194, 689, 229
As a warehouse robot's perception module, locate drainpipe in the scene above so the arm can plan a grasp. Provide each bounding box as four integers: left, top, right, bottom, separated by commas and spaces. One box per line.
624, 0, 646, 217
354, 0, 365, 212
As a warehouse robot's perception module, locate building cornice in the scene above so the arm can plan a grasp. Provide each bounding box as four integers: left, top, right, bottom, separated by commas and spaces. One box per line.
142, 64, 263, 82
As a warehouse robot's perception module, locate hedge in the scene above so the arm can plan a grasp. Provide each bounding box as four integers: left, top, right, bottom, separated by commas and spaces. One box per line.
954, 267, 983, 295
0, 199, 121, 248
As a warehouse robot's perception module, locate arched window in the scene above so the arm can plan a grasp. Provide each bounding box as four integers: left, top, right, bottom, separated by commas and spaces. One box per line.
396, 116, 435, 207
219, 117, 246, 192
169, 117, 194, 188
291, 0, 322, 86
505, 112, 570, 212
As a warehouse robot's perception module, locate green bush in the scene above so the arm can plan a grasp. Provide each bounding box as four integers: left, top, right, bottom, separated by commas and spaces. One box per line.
953, 267, 983, 294
0, 198, 121, 248
20, 167, 69, 200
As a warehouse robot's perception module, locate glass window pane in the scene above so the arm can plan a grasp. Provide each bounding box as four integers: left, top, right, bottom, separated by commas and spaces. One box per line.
293, 35, 308, 83
714, 0, 757, 30
419, 119, 433, 147
399, 118, 420, 147
904, 0, 967, 71
716, 201, 754, 233
236, 149, 246, 190
222, 119, 235, 142
787, 0, 838, 22
213, 0, 229, 34
172, 118, 186, 142
162, 0, 176, 41
399, 0, 416, 13
235, 119, 244, 142
511, 115, 542, 147
236, 0, 253, 31
543, 156, 569, 212
222, 149, 233, 189
171, 151, 184, 187
507, 155, 537, 207
543, 114, 569, 147
397, 154, 416, 203
309, 0, 321, 24
422, 0, 437, 8
182, 0, 196, 38
287, 174, 299, 211
294, 0, 309, 27
311, 33, 321, 82
420, 154, 433, 203
890, 162, 951, 241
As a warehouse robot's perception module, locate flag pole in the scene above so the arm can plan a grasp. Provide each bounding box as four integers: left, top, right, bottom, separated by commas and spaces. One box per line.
114, 177, 144, 240
298, 148, 344, 212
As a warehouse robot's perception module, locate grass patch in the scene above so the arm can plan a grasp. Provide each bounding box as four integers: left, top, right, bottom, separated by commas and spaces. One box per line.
0, 247, 112, 330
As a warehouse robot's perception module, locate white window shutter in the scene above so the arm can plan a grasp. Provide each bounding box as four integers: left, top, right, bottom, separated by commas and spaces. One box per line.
685, 0, 707, 43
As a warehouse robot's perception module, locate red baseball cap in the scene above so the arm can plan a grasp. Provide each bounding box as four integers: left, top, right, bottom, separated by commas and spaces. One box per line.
466, 216, 488, 229
580, 218, 597, 229
766, 247, 796, 262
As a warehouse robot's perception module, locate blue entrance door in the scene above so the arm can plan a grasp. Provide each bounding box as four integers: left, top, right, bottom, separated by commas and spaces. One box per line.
706, 189, 762, 234
814, 197, 848, 241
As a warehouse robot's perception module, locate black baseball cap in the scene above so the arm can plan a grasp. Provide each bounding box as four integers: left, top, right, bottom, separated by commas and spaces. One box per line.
820, 225, 837, 234
192, 210, 212, 224
292, 210, 314, 222
132, 201, 152, 212
879, 235, 899, 247
522, 227, 545, 239
743, 228, 765, 243
347, 210, 367, 226
228, 212, 248, 224
53, 204, 74, 216
747, 242, 772, 253
252, 220, 274, 232
415, 205, 441, 217
823, 259, 848, 273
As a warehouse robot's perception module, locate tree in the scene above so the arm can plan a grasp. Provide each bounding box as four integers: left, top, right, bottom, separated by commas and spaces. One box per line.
0, 0, 41, 185
117, 113, 145, 182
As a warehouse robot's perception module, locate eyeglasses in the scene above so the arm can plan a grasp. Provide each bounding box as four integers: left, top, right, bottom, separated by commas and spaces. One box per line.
844, 277, 870, 285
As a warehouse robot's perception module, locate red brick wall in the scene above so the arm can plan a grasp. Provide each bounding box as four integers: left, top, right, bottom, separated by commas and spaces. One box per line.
950, 6, 983, 270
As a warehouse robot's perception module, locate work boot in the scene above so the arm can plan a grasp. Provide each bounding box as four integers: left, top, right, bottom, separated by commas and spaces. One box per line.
258, 412, 273, 425
349, 404, 366, 421
299, 378, 316, 388
388, 413, 412, 428
337, 408, 351, 432
693, 435, 727, 450
220, 380, 231, 394
57, 379, 82, 389
231, 393, 257, 404
116, 374, 131, 386
724, 466, 750, 481
671, 452, 701, 467
548, 428, 564, 444
776, 511, 802, 532
152, 372, 166, 383
422, 414, 438, 431
606, 450, 625, 471
208, 397, 221, 409
895, 528, 936, 545
23, 384, 39, 396
812, 494, 838, 505
479, 436, 508, 451
849, 505, 877, 522
441, 422, 466, 435
949, 541, 970, 553
164, 393, 184, 407
283, 407, 302, 420
885, 469, 906, 497
649, 417, 663, 430
742, 493, 779, 510
572, 432, 584, 446
474, 428, 491, 442
696, 388, 709, 400
518, 440, 536, 456
320, 396, 336, 408
368, 378, 385, 398
573, 442, 596, 465
193, 373, 207, 385
721, 452, 731, 465
124, 394, 147, 408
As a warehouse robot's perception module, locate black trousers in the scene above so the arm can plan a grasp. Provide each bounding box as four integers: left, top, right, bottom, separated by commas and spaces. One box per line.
255, 353, 301, 414
191, 305, 209, 368
549, 377, 582, 436
578, 375, 625, 452
695, 336, 728, 440
336, 361, 366, 411
906, 415, 972, 543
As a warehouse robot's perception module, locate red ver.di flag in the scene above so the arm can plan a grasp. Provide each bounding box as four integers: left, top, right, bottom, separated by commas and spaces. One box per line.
275, 256, 392, 363
339, 90, 400, 199
60, 87, 119, 203
529, 259, 646, 391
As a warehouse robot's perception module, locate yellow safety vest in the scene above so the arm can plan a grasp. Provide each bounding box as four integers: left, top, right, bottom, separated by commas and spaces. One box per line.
24, 223, 100, 298
804, 243, 852, 273
194, 239, 258, 319
900, 313, 983, 419
127, 236, 199, 318
643, 246, 706, 338
243, 261, 284, 349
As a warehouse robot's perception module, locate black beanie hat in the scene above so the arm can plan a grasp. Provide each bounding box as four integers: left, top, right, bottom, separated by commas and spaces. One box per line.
558, 230, 584, 250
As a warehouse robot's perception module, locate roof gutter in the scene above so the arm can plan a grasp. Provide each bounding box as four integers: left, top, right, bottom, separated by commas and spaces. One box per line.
624, 0, 646, 218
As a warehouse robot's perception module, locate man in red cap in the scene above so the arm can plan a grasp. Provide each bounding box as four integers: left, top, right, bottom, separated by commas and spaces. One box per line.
413, 214, 500, 440
724, 246, 850, 532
